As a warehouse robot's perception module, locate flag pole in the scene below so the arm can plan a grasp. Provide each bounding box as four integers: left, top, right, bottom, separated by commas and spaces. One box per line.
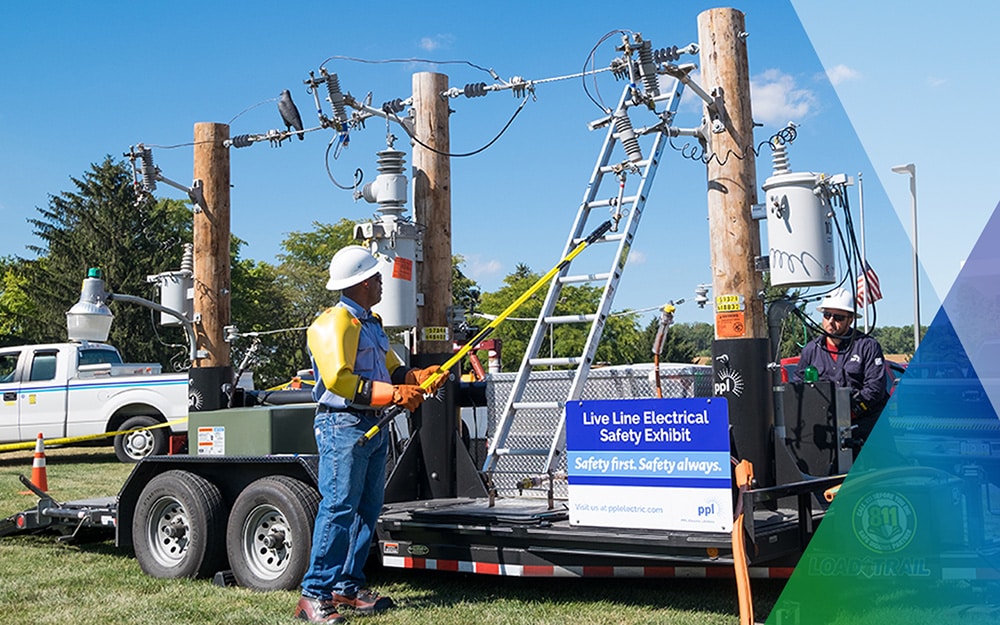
858, 171, 869, 333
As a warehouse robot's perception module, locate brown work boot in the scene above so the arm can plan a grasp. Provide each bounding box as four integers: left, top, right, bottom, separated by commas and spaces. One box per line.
294, 596, 346, 623
332, 588, 395, 615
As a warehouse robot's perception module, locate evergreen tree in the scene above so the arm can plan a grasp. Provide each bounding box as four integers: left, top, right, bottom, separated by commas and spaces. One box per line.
21, 157, 191, 364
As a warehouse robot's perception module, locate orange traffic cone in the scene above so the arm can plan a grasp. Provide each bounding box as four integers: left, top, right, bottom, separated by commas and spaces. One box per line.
21, 433, 48, 493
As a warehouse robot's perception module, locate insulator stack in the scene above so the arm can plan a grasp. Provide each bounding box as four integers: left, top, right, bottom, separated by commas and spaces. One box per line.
613, 111, 643, 163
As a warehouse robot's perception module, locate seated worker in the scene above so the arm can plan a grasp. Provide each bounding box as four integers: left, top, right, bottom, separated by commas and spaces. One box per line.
794, 288, 889, 454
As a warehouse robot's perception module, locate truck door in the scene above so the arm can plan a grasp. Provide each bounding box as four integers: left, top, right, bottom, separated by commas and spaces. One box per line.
0, 349, 22, 442
18, 349, 68, 440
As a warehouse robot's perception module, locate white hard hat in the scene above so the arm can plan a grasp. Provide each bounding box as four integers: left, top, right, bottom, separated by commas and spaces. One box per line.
326, 245, 381, 291
816, 288, 858, 317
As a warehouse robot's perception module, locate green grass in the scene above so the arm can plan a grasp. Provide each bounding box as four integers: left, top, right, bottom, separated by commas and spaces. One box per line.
0, 446, 784, 624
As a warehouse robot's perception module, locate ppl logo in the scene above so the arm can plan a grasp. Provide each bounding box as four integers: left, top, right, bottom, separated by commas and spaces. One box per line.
697, 502, 717, 517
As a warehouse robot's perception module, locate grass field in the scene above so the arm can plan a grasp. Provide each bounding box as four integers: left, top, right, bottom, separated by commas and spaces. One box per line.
0, 445, 786, 624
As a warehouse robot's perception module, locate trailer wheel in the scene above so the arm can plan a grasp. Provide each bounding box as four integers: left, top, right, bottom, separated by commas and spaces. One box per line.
114, 415, 169, 463
226, 476, 320, 591
132, 470, 226, 579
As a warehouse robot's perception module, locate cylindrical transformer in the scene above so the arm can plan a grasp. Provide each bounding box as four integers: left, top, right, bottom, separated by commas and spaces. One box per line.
153, 271, 194, 327
357, 214, 419, 328
762, 163, 836, 288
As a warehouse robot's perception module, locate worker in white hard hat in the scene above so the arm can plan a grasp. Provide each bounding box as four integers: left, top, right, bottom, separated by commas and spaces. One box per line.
296, 245, 445, 623
793, 287, 889, 456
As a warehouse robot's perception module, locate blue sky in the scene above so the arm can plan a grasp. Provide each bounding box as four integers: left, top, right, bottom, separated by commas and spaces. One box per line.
1, 1, 993, 333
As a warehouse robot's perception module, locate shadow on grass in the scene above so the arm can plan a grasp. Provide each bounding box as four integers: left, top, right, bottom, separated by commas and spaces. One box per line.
366, 565, 787, 620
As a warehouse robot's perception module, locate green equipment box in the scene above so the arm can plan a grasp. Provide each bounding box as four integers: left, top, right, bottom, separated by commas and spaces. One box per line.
188, 404, 317, 456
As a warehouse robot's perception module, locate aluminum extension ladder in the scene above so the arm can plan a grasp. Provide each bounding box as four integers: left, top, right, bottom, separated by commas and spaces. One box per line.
483, 76, 687, 496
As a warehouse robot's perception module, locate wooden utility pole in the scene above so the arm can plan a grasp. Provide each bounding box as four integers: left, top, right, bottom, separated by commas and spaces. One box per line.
698, 8, 774, 489
698, 8, 765, 340
411, 72, 453, 355
191, 122, 232, 409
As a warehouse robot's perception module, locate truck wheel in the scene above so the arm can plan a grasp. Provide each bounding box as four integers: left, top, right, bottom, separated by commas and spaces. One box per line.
226, 476, 320, 591
133, 470, 226, 579
115, 415, 169, 463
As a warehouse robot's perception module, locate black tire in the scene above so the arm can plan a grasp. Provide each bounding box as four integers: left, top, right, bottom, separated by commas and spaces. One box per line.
226, 476, 320, 591
114, 415, 169, 463
132, 470, 227, 579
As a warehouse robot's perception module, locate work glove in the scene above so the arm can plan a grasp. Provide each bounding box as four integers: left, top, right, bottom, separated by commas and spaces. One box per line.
392, 384, 426, 411
850, 390, 868, 418
406, 365, 448, 392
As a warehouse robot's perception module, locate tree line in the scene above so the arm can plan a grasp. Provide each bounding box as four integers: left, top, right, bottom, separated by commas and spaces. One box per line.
0, 158, 923, 388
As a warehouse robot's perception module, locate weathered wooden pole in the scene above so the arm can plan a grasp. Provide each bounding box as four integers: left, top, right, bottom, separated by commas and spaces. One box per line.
698, 8, 774, 487
411, 72, 453, 356
191, 122, 232, 410
409, 71, 457, 498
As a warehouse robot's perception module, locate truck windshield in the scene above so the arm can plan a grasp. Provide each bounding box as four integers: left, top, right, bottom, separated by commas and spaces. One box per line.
79, 349, 123, 366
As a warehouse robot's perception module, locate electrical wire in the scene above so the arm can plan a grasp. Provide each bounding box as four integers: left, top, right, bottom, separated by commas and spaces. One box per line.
581, 30, 632, 114
324, 137, 364, 190
317, 55, 499, 79
667, 123, 798, 167
228, 97, 279, 126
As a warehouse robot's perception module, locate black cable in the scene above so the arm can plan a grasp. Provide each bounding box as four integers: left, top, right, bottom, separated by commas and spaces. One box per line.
318, 55, 498, 78
392, 94, 531, 158
324, 138, 364, 190
581, 30, 631, 114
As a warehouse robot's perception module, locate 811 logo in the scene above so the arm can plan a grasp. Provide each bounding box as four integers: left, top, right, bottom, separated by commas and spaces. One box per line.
852, 490, 917, 553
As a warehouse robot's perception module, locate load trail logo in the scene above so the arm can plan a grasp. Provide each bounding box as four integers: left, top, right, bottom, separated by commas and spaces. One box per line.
852, 490, 917, 553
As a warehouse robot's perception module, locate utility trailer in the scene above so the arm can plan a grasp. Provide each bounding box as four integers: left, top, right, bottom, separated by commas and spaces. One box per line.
0, 370, 853, 590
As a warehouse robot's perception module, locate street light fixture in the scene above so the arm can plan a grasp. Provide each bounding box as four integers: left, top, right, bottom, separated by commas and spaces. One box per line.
66, 267, 201, 362
891, 163, 920, 352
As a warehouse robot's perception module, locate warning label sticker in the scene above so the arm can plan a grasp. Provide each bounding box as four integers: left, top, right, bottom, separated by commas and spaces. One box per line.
715, 311, 746, 338
197, 426, 225, 456
392, 257, 413, 281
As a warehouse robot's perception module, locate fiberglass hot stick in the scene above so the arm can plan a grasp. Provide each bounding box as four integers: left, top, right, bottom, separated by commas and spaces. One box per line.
357, 219, 613, 446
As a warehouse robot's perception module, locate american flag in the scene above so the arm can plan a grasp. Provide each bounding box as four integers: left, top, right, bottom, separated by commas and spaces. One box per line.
856, 262, 882, 307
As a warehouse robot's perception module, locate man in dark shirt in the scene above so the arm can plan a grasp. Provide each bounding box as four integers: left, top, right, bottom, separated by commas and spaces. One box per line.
794, 288, 889, 453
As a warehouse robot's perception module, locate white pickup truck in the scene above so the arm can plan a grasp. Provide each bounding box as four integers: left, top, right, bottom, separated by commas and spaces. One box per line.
0, 341, 189, 462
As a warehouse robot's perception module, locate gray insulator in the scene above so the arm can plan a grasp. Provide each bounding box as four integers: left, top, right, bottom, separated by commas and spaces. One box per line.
376, 149, 406, 175
382, 98, 405, 114
636, 40, 660, 98
614, 111, 644, 163
463, 82, 487, 98
230, 134, 253, 148
180, 243, 194, 273
771, 143, 790, 175
139, 148, 157, 191
324, 71, 347, 122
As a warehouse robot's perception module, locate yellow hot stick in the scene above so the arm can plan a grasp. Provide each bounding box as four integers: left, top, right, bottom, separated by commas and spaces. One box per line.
357, 220, 613, 446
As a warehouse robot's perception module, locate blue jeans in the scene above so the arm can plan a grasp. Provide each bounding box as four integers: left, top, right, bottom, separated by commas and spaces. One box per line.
300, 410, 388, 599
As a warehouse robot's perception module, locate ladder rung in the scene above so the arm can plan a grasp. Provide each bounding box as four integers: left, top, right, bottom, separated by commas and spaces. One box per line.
584, 195, 638, 210
559, 272, 611, 284
544, 314, 597, 324
600, 159, 650, 173
512, 401, 562, 411
529, 357, 582, 367
573, 233, 624, 245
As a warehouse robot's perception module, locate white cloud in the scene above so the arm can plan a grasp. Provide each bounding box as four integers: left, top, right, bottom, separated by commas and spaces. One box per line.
750, 69, 817, 126
927, 76, 947, 88
419, 34, 454, 52
628, 249, 647, 265
825, 64, 860, 86
466, 255, 503, 280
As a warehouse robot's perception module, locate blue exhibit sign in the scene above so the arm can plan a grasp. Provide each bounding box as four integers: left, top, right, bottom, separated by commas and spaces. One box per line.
565, 397, 732, 531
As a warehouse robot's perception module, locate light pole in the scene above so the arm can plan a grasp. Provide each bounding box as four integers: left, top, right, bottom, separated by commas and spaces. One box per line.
891, 163, 920, 352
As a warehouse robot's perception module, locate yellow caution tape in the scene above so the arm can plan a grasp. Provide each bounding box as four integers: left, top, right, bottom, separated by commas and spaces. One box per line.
0, 417, 189, 453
